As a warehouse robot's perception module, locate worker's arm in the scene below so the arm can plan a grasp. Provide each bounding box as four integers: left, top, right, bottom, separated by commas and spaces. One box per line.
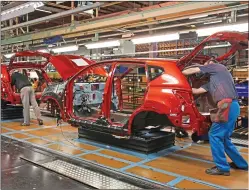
182, 67, 201, 76
192, 87, 207, 95
192, 82, 209, 95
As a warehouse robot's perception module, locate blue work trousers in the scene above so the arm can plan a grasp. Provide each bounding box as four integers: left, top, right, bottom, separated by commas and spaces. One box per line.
209, 100, 248, 172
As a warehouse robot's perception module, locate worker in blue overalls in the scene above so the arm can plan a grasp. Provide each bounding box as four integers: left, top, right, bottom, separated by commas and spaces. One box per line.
182, 58, 248, 176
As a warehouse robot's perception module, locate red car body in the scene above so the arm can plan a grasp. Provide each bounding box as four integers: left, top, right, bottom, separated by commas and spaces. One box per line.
47, 31, 247, 140
1, 51, 94, 107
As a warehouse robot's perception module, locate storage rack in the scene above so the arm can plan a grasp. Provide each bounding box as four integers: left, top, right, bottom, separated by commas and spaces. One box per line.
231, 66, 248, 145
135, 44, 150, 53
236, 49, 248, 67
157, 38, 199, 57
122, 74, 147, 110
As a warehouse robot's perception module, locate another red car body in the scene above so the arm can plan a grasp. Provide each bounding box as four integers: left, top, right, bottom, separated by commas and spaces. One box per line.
1, 51, 94, 106
52, 31, 247, 138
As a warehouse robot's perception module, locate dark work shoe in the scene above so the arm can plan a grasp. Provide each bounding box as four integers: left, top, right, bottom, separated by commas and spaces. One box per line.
230, 162, 248, 171
38, 119, 43, 125
21, 123, 30, 126
205, 166, 230, 176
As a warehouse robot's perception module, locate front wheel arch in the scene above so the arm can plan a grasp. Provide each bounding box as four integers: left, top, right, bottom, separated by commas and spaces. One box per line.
40, 95, 64, 119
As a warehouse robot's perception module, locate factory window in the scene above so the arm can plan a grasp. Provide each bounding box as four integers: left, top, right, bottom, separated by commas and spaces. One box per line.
148, 66, 164, 81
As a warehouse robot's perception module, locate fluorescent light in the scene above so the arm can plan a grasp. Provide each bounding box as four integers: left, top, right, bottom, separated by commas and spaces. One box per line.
204, 20, 222, 25
37, 49, 50, 53
131, 33, 179, 44
197, 23, 248, 37
52, 45, 79, 53
4, 53, 15, 59
189, 15, 208, 19
1, 2, 44, 21
85, 40, 120, 49
100, 43, 231, 57
35, 8, 52, 14
84, 9, 94, 15
33, 2, 44, 9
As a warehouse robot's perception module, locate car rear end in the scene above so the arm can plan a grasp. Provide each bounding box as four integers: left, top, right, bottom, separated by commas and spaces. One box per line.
144, 60, 209, 136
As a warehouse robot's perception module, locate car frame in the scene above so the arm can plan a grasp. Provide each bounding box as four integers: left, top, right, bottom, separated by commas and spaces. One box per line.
42, 31, 248, 141
1, 51, 94, 111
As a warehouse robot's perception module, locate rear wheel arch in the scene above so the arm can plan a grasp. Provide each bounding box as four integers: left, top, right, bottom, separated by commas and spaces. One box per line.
130, 110, 175, 133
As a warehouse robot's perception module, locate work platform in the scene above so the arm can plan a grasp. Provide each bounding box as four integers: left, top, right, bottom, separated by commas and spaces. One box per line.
1, 117, 248, 189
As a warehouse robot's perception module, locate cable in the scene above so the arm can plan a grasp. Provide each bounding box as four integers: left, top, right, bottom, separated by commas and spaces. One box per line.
56, 117, 78, 148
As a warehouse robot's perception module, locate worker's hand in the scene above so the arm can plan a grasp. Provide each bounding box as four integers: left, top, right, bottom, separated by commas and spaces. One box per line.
192, 87, 207, 95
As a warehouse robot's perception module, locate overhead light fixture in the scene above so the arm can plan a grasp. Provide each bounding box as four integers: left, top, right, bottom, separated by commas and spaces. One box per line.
131, 33, 179, 44
37, 49, 50, 53
204, 20, 222, 25
189, 15, 208, 19
84, 9, 94, 15
85, 40, 120, 49
100, 43, 231, 58
52, 45, 79, 53
197, 22, 248, 37
1, 2, 44, 21
35, 8, 52, 14
4, 53, 15, 59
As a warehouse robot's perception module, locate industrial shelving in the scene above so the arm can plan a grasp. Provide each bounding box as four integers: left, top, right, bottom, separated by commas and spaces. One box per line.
121, 74, 147, 110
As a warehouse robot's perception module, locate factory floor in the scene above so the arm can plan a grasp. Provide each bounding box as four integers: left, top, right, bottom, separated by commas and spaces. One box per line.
1, 137, 89, 190
1, 115, 248, 189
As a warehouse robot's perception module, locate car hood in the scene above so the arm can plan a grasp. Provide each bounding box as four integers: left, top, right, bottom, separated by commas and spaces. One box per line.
8, 51, 94, 80
177, 31, 248, 70
49, 54, 95, 80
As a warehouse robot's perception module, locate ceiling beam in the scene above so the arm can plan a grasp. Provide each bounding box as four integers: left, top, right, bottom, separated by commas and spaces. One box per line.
101, 7, 117, 12
44, 2, 71, 10
41, 6, 66, 13
98, 9, 112, 14
1, 2, 247, 45
112, 5, 129, 11
133, 2, 144, 7
126, 2, 141, 9
1, 2, 103, 32
1, 1, 27, 11
101, 2, 123, 8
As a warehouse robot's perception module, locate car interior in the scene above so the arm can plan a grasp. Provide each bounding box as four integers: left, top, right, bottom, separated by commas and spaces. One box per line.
72, 63, 149, 123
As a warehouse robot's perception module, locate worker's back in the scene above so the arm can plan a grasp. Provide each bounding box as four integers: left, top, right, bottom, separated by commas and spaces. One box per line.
11, 72, 31, 91
200, 63, 238, 104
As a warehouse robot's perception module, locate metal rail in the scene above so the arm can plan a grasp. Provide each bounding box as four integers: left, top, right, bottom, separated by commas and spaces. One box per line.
1, 2, 104, 32
4, 137, 167, 189
21, 158, 141, 189
2, 1, 246, 45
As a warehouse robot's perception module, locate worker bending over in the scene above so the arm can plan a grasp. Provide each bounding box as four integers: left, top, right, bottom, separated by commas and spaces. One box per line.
182, 59, 248, 176
11, 70, 43, 126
